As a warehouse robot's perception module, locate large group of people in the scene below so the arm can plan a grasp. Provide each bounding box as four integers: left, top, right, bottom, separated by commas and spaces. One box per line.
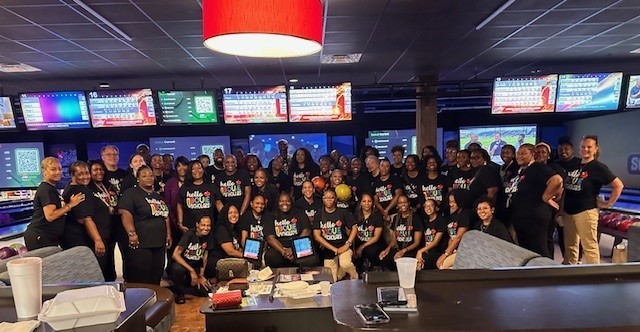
25, 135, 624, 303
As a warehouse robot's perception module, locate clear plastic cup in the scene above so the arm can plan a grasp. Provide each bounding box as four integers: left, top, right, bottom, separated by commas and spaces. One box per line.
319, 281, 331, 296
7, 257, 43, 318
395, 257, 418, 289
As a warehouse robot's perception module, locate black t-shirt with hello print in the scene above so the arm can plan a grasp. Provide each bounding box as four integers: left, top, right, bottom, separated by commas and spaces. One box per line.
563, 160, 616, 214
215, 170, 251, 210
392, 213, 423, 250
264, 210, 311, 247
118, 186, 169, 248
177, 229, 213, 265
355, 212, 384, 243
178, 182, 218, 229
422, 214, 446, 253
313, 208, 355, 248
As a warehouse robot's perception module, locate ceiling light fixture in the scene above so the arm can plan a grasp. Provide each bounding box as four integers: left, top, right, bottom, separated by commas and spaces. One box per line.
202, 0, 323, 58
99, 83, 110, 88
73, 0, 133, 41
289, 78, 299, 83
475, 0, 516, 31
630, 48, 640, 54
321, 53, 362, 64
0, 63, 41, 73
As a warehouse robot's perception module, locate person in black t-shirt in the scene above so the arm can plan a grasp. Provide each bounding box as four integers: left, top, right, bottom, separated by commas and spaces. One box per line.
364, 155, 381, 179
379, 195, 423, 270
177, 161, 218, 231
329, 169, 354, 210
25, 157, 85, 250
100, 145, 128, 197
447, 150, 475, 191
265, 193, 314, 268
294, 180, 322, 224
390, 145, 406, 178
267, 156, 292, 193
562, 136, 623, 265
244, 154, 262, 185
372, 158, 403, 222
171, 216, 213, 304
119, 153, 147, 194
240, 194, 274, 246
468, 149, 500, 209
437, 190, 471, 269
214, 155, 252, 215
497, 144, 518, 229
402, 154, 425, 212
206, 205, 245, 278
338, 155, 351, 178
150, 154, 171, 194
535, 142, 566, 258
508, 144, 563, 258
352, 193, 384, 272
289, 148, 320, 200
205, 148, 225, 183
252, 168, 280, 213
553, 138, 581, 258
118, 166, 171, 285
88, 160, 119, 281
440, 142, 459, 178
345, 157, 372, 205
421, 156, 448, 210
474, 196, 512, 243
417, 199, 446, 270
318, 155, 333, 184
313, 189, 358, 282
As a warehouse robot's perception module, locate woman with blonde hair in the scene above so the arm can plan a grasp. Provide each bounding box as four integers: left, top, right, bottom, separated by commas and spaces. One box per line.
24, 157, 85, 250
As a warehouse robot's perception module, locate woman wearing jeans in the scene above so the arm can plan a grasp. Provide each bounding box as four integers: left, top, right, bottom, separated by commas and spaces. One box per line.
313, 189, 358, 282
562, 135, 623, 264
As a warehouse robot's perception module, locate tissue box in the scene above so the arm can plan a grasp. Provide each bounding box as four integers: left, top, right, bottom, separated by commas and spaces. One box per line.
38, 285, 126, 330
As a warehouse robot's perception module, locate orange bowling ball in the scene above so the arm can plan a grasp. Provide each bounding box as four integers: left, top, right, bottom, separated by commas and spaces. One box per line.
311, 176, 326, 191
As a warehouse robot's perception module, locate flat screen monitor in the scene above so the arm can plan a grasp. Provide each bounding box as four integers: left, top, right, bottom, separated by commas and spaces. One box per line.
222, 86, 288, 124
288, 82, 352, 122
367, 129, 418, 159
0, 142, 44, 189
46, 143, 77, 189
88, 89, 156, 128
556, 72, 623, 112
492, 75, 557, 114
292, 236, 315, 260
19, 91, 90, 131
87, 141, 146, 170
0, 97, 17, 130
248, 133, 327, 167
149, 136, 231, 161
625, 75, 640, 109
459, 124, 537, 165
157, 90, 218, 125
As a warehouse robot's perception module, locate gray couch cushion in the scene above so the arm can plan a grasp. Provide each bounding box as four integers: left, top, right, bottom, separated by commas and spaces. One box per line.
627, 223, 640, 262
0, 246, 104, 285
525, 256, 559, 267
0, 246, 62, 274
453, 230, 541, 269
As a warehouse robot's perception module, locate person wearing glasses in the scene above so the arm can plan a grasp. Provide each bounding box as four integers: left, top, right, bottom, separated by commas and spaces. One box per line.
562, 135, 624, 264
100, 145, 128, 197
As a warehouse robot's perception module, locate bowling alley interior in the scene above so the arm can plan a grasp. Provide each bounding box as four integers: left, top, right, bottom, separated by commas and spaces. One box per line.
1, 0, 640, 331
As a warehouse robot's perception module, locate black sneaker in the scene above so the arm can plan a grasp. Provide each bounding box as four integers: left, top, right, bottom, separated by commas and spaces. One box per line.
175, 294, 186, 304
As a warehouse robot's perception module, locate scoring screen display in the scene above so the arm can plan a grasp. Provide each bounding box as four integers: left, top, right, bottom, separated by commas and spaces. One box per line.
88, 89, 156, 128
492, 75, 557, 114
20, 91, 90, 131
0, 142, 44, 189
149, 136, 231, 160
222, 86, 288, 124
556, 73, 623, 112
288, 82, 352, 122
158, 90, 218, 125
0, 97, 17, 130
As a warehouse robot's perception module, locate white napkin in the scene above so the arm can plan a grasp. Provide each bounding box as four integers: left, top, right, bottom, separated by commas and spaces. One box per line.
0, 320, 40, 332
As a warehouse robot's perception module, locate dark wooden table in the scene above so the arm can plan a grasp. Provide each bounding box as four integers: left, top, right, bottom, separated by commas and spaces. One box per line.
0, 286, 155, 332
332, 264, 640, 331
200, 267, 335, 332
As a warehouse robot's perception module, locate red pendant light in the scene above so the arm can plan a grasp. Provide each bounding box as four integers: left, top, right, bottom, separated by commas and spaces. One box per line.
203, 0, 323, 58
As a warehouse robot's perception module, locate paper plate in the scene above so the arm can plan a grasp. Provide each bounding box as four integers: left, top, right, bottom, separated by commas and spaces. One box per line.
276, 281, 309, 291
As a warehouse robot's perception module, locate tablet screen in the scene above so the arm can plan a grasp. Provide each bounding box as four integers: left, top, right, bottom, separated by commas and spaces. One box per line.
243, 238, 262, 260
293, 237, 314, 259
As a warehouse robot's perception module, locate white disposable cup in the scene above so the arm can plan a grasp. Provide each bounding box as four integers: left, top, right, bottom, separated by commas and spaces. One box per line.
395, 257, 418, 289
319, 281, 331, 296
7, 257, 43, 318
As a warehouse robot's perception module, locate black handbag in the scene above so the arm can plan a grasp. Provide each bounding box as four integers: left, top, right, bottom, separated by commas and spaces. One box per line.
216, 258, 249, 281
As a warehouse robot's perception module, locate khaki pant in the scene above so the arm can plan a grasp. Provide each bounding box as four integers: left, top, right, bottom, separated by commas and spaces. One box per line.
563, 208, 600, 264
324, 249, 358, 282
438, 253, 456, 270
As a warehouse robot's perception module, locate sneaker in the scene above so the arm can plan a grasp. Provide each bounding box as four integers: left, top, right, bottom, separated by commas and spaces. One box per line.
175, 294, 186, 304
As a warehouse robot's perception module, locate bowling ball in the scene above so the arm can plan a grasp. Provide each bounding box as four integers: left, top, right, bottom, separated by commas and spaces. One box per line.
619, 220, 634, 232
311, 176, 326, 191
0, 246, 17, 260
335, 183, 352, 201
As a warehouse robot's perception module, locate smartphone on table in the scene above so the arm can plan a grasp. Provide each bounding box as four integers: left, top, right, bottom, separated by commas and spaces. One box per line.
354, 303, 390, 325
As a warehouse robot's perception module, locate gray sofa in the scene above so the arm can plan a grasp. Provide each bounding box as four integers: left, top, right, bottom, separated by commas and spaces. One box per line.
0, 246, 175, 332
627, 222, 640, 262
453, 230, 559, 269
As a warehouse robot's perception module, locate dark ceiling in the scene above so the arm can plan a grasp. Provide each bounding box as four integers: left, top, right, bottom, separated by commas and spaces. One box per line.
1, 0, 640, 91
